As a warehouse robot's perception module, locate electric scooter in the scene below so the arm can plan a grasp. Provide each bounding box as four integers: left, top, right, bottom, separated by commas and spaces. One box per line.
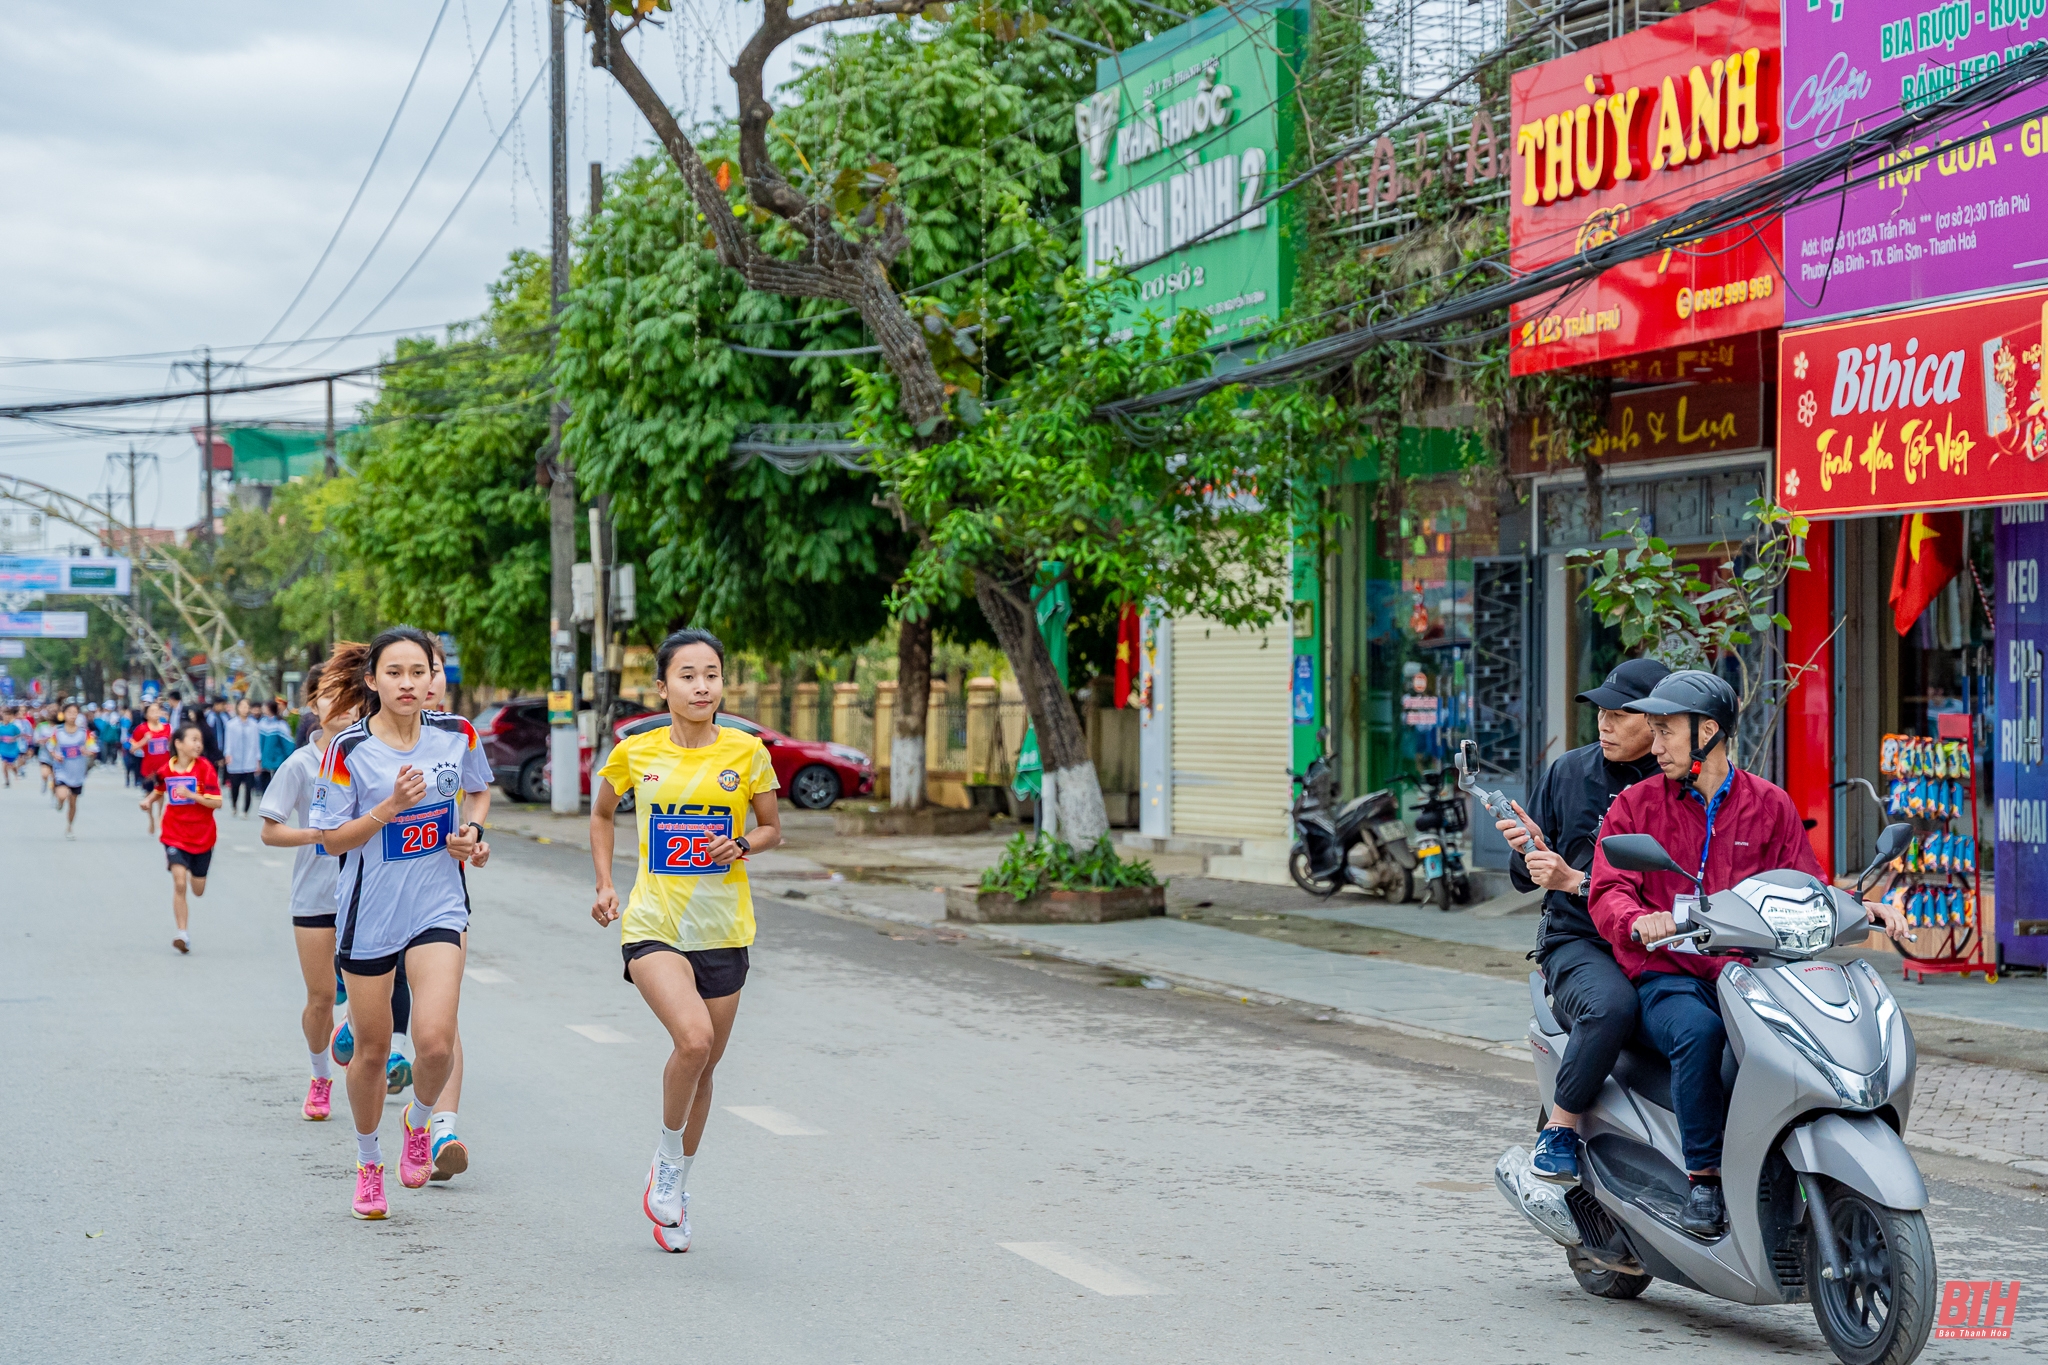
1287, 753, 1418, 901
1494, 821, 1937, 1365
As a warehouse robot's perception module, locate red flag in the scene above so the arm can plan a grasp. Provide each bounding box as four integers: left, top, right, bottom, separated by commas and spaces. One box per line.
1889, 511, 1964, 635
1113, 603, 1141, 707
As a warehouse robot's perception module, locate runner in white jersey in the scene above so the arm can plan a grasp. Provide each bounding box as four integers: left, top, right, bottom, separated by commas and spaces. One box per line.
48, 703, 95, 838
259, 642, 364, 1124
309, 627, 492, 1220
416, 636, 468, 1180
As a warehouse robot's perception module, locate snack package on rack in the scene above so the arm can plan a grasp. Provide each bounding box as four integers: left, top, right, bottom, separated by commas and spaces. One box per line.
1881, 735, 1901, 776
1962, 836, 1977, 874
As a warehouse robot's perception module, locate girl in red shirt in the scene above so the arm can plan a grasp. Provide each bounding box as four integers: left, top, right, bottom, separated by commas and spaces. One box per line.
160, 721, 223, 954
131, 701, 173, 837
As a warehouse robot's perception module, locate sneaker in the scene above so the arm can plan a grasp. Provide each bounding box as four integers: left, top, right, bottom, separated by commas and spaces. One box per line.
386, 1052, 412, 1095
172, 934, 189, 954
399, 1108, 433, 1189
303, 1076, 333, 1121
330, 1021, 353, 1068
650, 1193, 691, 1252
430, 1132, 468, 1182
1530, 1125, 1580, 1185
1680, 1181, 1728, 1238
644, 1156, 685, 1227
352, 1162, 388, 1220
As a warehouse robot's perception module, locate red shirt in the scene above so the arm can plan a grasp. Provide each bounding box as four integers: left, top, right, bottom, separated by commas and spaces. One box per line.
136, 720, 172, 777
1589, 766, 1825, 982
159, 757, 220, 854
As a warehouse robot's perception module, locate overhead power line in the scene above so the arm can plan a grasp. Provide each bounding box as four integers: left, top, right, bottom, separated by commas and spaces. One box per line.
279, 0, 516, 355
1096, 44, 2048, 424
256, 0, 454, 347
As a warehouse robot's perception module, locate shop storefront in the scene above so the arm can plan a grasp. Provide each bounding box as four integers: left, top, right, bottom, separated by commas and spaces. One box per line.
1779, 286, 2048, 974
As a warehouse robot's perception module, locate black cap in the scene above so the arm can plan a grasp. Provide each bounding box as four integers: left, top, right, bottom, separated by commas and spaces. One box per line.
1624, 669, 1739, 732
1576, 657, 1671, 710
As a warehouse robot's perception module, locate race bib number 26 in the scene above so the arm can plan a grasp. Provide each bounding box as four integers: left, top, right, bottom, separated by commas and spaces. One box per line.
647, 812, 734, 876
382, 802, 454, 861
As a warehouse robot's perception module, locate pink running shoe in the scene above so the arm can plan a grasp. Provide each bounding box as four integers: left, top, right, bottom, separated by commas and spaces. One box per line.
303, 1076, 333, 1121
399, 1108, 433, 1189
352, 1163, 388, 1220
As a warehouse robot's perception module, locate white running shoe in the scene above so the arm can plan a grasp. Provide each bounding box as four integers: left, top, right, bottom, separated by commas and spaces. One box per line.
650, 1192, 691, 1252
644, 1156, 684, 1227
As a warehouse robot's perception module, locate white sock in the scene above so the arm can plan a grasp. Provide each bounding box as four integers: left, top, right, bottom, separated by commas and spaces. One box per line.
657, 1126, 684, 1163
390, 1033, 410, 1060
431, 1111, 458, 1143
173, 928, 189, 942
681, 1153, 696, 1190
310, 1049, 331, 1080
356, 1131, 382, 1166
404, 1099, 432, 1131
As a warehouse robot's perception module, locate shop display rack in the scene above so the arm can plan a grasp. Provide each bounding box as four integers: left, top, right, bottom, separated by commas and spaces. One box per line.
1878, 712, 1997, 983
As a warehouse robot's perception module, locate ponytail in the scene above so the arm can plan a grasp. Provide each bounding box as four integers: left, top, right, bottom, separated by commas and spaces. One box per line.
316, 641, 373, 721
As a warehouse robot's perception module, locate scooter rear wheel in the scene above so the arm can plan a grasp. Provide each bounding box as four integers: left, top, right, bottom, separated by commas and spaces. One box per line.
1806, 1182, 1936, 1365
1570, 1257, 1652, 1300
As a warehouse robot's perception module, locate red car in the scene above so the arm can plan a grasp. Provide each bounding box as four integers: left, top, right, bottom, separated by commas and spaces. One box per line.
557, 710, 874, 810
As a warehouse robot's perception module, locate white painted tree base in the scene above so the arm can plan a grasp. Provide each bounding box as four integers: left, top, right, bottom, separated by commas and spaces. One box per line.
890, 734, 926, 809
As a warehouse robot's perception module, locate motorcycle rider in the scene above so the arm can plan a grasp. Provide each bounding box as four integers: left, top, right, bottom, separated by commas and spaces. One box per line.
1493, 657, 1668, 1185
1589, 670, 1911, 1237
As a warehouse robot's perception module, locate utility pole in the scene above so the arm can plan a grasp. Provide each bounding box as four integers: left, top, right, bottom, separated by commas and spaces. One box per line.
199, 348, 215, 547
545, 0, 581, 814
590, 500, 612, 769
325, 378, 338, 478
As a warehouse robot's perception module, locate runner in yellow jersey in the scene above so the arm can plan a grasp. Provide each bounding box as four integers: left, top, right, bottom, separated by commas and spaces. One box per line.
589, 628, 780, 1253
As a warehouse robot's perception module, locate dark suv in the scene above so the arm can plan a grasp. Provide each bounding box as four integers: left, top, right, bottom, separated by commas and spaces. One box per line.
475, 697, 653, 804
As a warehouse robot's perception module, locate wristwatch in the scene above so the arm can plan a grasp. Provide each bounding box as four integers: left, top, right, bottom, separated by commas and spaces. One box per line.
465, 821, 485, 839
734, 835, 752, 855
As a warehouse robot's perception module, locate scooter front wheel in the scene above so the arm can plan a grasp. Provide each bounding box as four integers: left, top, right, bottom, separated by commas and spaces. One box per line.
1806, 1182, 1937, 1365
1288, 847, 1343, 898
1427, 875, 1451, 911
1569, 1253, 1652, 1300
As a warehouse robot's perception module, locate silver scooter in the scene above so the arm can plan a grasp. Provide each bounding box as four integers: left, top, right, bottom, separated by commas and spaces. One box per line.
1495, 822, 1937, 1365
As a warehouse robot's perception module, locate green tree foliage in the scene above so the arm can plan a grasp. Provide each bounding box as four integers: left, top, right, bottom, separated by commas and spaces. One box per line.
327, 253, 555, 687
215, 475, 382, 666
556, 11, 1092, 653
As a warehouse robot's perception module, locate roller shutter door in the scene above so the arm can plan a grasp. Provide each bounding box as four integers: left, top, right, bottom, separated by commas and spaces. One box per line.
1170, 614, 1292, 840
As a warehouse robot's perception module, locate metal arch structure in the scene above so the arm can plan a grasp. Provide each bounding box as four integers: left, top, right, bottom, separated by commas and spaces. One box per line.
0, 472, 254, 695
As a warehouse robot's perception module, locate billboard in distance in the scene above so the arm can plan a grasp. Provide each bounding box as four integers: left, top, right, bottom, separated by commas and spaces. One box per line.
1509, 0, 1786, 374
0, 556, 132, 595
0, 611, 91, 638
1781, 0, 2048, 323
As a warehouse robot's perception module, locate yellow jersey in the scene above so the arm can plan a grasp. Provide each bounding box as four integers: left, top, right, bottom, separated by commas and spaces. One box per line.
597, 724, 779, 951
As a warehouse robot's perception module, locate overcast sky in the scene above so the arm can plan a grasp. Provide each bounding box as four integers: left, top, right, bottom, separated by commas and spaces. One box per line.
0, 0, 782, 543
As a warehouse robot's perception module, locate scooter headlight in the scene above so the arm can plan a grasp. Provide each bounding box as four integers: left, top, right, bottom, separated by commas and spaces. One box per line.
1755, 892, 1834, 955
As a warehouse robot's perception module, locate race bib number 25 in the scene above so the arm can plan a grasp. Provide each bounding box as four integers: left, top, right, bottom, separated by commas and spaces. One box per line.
383, 802, 455, 861
647, 812, 734, 876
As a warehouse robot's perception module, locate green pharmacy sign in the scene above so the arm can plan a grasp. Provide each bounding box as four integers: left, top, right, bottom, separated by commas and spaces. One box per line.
1075, 0, 1303, 346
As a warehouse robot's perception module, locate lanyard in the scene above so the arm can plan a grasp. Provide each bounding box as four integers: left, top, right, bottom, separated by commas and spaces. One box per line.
1686, 768, 1735, 887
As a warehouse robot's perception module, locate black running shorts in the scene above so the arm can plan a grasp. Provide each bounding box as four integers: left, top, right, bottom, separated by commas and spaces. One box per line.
620, 942, 749, 999
165, 846, 213, 879
337, 926, 463, 978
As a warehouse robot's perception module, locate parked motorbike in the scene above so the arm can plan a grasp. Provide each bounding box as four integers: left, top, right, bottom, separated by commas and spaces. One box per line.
1408, 765, 1472, 910
1287, 753, 1418, 901
1495, 820, 1936, 1365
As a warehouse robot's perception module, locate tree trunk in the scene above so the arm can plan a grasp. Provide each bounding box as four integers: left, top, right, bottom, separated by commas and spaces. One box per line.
974, 573, 1108, 847
890, 615, 931, 810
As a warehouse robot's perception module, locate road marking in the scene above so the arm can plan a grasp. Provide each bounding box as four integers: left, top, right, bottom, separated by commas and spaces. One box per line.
464, 966, 514, 984
566, 1023, 634, 1043
260, 858, 284, 868
1000, 1242, 1166, 1296
724, 1105, 826, 1136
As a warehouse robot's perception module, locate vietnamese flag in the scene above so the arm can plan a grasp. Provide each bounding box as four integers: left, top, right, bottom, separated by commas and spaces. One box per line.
1113, 603, 1141, 708
1889, 512, 1965, 635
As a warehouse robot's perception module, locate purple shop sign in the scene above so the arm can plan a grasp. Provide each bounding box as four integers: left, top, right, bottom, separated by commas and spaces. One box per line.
1782, 0, 2048, 323
1995, 503, 2048, 971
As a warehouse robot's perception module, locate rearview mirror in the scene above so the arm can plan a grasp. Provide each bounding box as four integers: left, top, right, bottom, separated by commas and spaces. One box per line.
1600, 833, 1687, 877
1873, 822, 1912, 863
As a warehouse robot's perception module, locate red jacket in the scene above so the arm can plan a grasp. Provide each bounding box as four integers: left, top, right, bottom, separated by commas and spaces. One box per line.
1589, 766, 1825, 982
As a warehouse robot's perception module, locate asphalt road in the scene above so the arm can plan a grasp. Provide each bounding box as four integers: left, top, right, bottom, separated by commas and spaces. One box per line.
5, 768, 2046, 1363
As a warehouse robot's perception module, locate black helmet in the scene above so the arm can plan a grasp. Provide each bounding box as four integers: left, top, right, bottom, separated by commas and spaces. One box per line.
1624, 669, 1739, 776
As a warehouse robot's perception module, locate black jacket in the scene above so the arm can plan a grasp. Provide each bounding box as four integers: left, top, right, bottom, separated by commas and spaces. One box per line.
1511, 740, 1661, 959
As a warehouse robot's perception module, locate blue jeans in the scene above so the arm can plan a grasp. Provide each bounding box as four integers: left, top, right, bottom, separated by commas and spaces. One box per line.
1635, 973, 1728, 1173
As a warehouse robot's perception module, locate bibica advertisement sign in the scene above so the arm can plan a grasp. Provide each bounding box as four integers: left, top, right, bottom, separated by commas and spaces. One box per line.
1776, 284, 2046, 514
1509, 0, 1785, 375
0, 555, 132, 595
1780, 0, 2048, 322
1074, 0, 1303, 344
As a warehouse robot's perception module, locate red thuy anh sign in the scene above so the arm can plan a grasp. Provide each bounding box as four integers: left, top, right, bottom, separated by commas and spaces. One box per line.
1508, 0, 1784, 376
1777, 288, 2048, 516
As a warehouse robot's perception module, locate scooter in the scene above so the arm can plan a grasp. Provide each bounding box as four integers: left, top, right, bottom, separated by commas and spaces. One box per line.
1408, 765, 1471, 910
1495, 821, 1936, 1365
1287, 753, 1418, 901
